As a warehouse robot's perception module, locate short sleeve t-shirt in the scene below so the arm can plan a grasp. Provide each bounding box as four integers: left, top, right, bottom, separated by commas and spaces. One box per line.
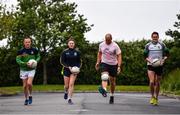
99, 41, 121, 65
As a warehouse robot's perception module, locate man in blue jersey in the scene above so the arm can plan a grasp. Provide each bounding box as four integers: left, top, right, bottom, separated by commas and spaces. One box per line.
144, 32, 169, 105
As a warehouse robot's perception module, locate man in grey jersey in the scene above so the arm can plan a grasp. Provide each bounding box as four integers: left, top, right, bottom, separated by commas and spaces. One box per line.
144, 32, 169, 106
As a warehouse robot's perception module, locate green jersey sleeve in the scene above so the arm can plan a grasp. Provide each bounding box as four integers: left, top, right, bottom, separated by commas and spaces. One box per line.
35, 52, 41, 62
16, 55, 27, 67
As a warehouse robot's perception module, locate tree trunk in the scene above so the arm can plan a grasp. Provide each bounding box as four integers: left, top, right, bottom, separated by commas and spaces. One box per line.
43, 58, 47, 85
42, 45, 47, 85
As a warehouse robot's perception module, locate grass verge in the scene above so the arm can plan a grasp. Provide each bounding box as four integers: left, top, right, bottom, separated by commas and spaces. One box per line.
0, 85, 149, 96
161, 68, 180, 97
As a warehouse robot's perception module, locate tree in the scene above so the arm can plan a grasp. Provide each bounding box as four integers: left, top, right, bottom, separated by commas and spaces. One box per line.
166, 13, 180, 69
0, 0, 92, 84
166, 13, 180, 47
0, 3, 15, 41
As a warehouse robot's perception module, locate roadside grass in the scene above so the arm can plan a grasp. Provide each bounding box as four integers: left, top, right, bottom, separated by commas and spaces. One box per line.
161, 68, 180, 95
0, 85, 149, 95
0, 86, 22, 95
162, 90, 180, 96
1, 69, 180, 96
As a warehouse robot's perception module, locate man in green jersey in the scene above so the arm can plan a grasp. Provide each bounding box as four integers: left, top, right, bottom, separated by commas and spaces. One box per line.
16, 37, 40, 105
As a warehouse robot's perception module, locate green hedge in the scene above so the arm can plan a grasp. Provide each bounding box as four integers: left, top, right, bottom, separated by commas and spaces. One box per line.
0, 40, 178, 86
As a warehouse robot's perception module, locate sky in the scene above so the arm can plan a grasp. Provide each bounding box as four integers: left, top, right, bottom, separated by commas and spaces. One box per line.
0, 0, 180, 45
70, 0, 180, 42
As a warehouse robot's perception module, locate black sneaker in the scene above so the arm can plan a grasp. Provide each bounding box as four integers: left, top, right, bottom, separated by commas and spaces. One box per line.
24, 99, 29, 105
68, 99, 73, 105
109, 96, 114, 104
29, 96, 32, 104
64, 92, 68, 100
98, 86, 107, 97
102, 92, 107, 97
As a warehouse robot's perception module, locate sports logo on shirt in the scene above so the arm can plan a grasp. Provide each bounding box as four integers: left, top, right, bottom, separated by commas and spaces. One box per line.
74, 52, 77, 56
31, 51, 34, 55
66, 52, 70, 55
149, 44, 162, 50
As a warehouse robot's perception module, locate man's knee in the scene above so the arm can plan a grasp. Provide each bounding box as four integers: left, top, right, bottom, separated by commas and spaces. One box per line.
109, 77, 116, 86
27, 83, 32, 87
154, 80, 160, 86
111, 82, 116, 86
149, 81, 154, 86
23, 85, 27, 89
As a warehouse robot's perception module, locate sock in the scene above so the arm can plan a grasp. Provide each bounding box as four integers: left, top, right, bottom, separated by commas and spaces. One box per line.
110, 93, 114, 96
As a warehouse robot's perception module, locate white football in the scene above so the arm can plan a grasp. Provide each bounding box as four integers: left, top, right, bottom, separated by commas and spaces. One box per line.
152, 58, 161, 67
28, 59, 37, 68
101, 72, 109, 81
71, 66, 80, 74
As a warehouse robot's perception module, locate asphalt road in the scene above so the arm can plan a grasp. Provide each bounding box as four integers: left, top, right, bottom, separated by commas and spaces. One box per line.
0, 92, 180, 114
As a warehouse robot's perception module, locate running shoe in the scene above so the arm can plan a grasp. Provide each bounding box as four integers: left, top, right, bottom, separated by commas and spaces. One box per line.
68, 99, 73, 105
109, 96, 114, 104
153, 98, 158, 106
149, 97, 155, 104
64, 92, 68, 100
29, 96, 32, 104
24, 99, 29, 105
98, 86, 107, 97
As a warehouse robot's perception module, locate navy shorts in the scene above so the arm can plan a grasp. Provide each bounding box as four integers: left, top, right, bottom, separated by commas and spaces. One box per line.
63, 68, 72, 77
147, 65, 163, 76
100, 63, 118, 77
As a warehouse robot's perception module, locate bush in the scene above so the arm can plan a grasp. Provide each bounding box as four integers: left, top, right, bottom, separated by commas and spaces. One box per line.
0, 39, 179, 86
162, 68, 180, 92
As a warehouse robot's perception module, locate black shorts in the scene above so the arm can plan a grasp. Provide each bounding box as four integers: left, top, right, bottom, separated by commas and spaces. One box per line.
147, 65, 163, 76
100, 63, 118, 77
63, 68, 72, 77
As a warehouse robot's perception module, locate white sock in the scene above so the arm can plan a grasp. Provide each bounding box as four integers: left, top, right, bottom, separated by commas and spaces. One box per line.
110, 93, 114, 96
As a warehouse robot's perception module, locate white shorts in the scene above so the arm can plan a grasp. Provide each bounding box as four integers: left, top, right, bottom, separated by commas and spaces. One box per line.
20, 70, 36, 80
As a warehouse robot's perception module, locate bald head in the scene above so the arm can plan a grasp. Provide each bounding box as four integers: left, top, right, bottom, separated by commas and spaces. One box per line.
105, 33, 112, 45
